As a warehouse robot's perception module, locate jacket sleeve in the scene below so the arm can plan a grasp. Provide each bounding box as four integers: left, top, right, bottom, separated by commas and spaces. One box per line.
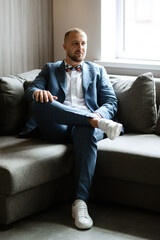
95, 66, 118, 119
25, 64, 49, 102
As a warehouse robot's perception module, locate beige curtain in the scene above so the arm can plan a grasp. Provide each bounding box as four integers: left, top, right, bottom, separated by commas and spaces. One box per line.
0, 0, 53, 76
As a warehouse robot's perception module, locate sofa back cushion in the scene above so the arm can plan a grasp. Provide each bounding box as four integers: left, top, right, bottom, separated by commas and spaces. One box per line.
155, 78, 160, 135
110, 72, 157, 133
0, 70, 40, 135
155, 79, 160, 110
0, 69, 158, 135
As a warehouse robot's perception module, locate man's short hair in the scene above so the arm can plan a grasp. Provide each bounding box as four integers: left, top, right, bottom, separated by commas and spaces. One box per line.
64, 28, 87, 43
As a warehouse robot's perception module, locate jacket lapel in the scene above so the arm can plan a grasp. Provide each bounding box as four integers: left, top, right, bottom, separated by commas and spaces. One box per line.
82, 62, 92, 97
55, 61, 66, 95
55, 61, 92, 99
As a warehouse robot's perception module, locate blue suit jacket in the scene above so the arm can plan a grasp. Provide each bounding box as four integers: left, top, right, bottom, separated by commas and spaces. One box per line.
21, 61, 118, 136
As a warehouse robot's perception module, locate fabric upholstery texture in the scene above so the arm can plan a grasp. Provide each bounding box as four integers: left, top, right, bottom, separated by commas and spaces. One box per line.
0, 76, 26, 135
155, 78, 160, 109
110, 72, 157, 133
0, 70, 40, 135
155, 78, 160, 135
0, 175, 73, 225
0, 136, 74, 195
155, 109, 160, 135
92, 177, 160, 212
96, 134, 160, 186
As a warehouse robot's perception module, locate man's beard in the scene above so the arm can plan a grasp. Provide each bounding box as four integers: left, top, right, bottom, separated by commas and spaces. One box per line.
68, 51, 86, 62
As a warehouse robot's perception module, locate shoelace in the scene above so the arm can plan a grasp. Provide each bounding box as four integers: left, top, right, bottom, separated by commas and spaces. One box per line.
75, 201, 88, 218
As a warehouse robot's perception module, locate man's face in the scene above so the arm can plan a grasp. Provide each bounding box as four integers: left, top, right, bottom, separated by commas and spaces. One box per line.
63, 32, 87, 64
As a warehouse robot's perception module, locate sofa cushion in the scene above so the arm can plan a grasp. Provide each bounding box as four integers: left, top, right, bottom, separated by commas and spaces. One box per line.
110, 73, 157, 133
155, 78, 160, 135
155, 78, 160, 110
0, 136, 74, 195
0, 76, 26, 135
155, 108, 160, 135
97, 134, 160, 186
0, 70, 40, 135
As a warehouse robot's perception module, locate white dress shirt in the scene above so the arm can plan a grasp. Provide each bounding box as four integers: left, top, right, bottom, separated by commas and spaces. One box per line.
63, 63, 91, 113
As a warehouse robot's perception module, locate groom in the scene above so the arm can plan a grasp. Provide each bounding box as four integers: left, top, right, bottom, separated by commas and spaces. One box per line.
25, 28, 122, 229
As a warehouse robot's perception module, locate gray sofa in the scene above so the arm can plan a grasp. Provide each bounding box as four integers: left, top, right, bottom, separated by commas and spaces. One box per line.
0, 69, 160, 229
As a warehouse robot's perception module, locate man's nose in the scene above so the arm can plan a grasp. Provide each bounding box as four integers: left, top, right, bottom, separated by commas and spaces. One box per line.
78, 43, 82, 49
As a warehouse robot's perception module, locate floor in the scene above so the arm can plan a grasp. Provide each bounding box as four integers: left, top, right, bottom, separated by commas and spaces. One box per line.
0, 202, 160, 240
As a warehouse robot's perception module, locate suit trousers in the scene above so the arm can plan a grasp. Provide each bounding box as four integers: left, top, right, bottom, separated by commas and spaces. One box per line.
32, 99, 104, 202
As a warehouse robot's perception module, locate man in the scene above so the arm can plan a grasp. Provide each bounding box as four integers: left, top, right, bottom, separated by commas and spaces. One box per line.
25, 28, 122, 229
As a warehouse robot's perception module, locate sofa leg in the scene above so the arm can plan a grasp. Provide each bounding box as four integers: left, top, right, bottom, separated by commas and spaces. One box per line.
0, 223, 12, 231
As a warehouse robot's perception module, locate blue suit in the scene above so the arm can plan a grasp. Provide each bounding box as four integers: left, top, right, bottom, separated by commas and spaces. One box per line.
25, 60, 118, 202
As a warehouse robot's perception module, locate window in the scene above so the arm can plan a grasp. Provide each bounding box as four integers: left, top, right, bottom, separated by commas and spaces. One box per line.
101, 0, 160, 62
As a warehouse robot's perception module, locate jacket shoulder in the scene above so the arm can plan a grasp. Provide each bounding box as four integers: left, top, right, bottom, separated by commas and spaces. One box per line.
45, 61, 63, 69
84, 61, 104, 71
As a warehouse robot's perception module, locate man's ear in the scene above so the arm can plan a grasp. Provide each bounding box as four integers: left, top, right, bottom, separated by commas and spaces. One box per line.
63, 43, 66, 50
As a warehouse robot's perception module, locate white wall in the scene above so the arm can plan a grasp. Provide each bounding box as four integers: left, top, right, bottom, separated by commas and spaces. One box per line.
53, 0, 101, 62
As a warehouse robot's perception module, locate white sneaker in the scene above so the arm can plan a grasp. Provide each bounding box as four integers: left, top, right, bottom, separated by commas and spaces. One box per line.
98, 119, 122, 140
72, 199, 93, 229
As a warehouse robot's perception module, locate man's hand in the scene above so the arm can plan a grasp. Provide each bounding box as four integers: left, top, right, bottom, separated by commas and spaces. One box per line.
34, 90, 58, 103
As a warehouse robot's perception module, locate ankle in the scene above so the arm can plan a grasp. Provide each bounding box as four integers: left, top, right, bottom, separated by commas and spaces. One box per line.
88, 117, 99, 128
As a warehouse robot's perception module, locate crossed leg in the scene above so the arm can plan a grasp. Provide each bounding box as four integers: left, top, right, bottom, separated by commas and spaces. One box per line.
32, 99, 103, 198
32, 99, 122, 229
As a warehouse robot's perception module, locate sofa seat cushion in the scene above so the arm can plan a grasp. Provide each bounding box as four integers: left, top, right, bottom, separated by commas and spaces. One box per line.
97, 134, 160, 187
0, 136, 74, 195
